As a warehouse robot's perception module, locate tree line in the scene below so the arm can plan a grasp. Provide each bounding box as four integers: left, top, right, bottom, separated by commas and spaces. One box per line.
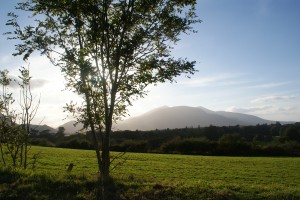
31, 122, 300, 156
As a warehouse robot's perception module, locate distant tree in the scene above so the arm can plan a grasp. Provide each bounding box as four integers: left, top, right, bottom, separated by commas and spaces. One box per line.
204, 125, 220, 140
7, 0, 200, 195
56, 127, 65, 139
218, 133, 250, 155
284, 125, 300, 142
270, 122, 281, 136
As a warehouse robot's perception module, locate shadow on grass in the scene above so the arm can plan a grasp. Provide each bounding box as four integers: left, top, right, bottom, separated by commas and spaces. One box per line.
118, 183, 238, 200
1, 168, 300, 200
0, 167, 95, 200
0, 167, 236, 200
0, 167, 125, 200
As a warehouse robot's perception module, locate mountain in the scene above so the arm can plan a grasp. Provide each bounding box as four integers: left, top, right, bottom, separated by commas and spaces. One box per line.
58, 121, 84, 135
57, 106, 276, 133
0, 113, 56, 134
113, 106, 274, 131
29, 124, 56, 134
215, 111, 271, 125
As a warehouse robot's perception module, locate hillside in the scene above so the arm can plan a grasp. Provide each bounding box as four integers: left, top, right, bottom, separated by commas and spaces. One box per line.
114, 106, 273, 131
1, 113, 56, 134
58, 106, 276, 133
30, 124, 56, 134
57, 121, 84, 135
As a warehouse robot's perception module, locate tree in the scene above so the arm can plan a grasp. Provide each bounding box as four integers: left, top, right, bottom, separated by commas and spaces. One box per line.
55, 126, 65, 142
0, 70, 22, 167
7, 0, 199, 190
0, 67, 40, 168
56, 127, 65, 138
0, 69, 23, 167
18, 66, 40, 169
284, 124, 300, 142
0, 69, 12, 166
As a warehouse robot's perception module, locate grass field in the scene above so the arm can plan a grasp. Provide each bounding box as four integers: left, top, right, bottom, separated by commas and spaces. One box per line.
1, 146, 300, 199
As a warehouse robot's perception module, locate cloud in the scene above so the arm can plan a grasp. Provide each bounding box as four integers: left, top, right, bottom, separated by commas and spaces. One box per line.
226, 105, 297, 116
0, 55, 11, 64
226, 105, 300, 122
181, 73, 241, 87
30, 78, 48, 89
6, 74, 48, 90
249, 82, 289, 89
226, 106, 272, 114
251, 95, 296, 104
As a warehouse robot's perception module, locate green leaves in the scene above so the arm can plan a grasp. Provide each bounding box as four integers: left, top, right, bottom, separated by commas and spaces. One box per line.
0, 70, 11, 87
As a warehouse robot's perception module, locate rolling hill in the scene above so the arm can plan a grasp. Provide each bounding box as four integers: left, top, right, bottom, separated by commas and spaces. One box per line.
58, 106, 276, 134
0, 113, 56, 134
57, 121, 84, 135
29, 124, 56, 134
113, 106, 274, 131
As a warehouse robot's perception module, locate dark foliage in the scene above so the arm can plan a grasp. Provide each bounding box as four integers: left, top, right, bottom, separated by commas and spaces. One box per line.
29, 123, 300, 156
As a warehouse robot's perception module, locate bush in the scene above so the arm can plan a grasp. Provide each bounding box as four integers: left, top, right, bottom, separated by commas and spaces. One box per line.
217, 134, 252, 156
30, 138, 55, 147
57, 138, 93, 150
161, 137, 216, 155
281, 141, 300, 156
113, 140, 148, 152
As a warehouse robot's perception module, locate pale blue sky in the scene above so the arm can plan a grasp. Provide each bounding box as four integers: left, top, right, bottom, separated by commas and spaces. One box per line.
0, 0, 299, 127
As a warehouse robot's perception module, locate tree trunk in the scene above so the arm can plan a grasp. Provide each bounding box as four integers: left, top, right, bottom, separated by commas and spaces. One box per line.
24, 142, 28, 169
0, 142, 6, 166
24, 123, 30, 169
99, 127, 112, 200
91, 130, 103, 174
20, 144, 23, 167
101, 132, 110, 178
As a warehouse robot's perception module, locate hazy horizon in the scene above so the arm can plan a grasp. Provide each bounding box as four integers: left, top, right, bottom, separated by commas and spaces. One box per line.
50, 105, 297, 130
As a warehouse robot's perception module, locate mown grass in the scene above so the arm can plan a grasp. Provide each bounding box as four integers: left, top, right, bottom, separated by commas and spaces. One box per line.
1, 146, 300, 199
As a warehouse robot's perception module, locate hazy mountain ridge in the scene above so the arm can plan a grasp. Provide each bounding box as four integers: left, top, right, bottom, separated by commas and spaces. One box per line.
114, 106, 275, 131
35, 106, 293, 134
2, 106, 285, 134
57, 121, 84, 135
29, 124, 56, 134
0, 113, 56, 134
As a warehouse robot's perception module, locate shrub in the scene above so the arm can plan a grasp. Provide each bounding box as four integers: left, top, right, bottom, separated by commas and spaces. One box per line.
161, 137, 216, 155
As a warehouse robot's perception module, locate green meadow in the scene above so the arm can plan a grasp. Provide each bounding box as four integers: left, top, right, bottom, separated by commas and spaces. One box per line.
1, 146, 300, 199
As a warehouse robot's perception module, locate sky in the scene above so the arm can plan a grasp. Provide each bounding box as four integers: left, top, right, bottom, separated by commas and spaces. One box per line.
0, 0, 300, 128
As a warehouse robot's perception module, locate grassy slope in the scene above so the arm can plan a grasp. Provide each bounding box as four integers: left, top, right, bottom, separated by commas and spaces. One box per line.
1, 146, 300, 199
